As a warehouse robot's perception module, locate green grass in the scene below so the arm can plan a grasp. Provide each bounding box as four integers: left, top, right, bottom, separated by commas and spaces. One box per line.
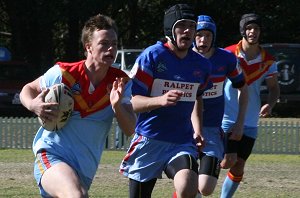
0, 149, 300, 197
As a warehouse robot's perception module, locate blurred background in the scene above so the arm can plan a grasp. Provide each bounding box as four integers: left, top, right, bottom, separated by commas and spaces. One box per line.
0, 0, 299, 117
0, 0, 299, 71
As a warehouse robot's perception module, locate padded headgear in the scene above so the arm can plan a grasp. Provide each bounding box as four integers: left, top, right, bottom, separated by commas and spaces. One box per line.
239, 13, 261, 37
196, 15, 216, 46
164, 4, 196, 43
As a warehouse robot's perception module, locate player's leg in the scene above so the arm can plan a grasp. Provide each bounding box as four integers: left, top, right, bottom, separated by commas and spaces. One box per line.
41, 162, 88, 198
197, 127, 223, 196
129, 178, 157, 198
198, 153, 221, 196
165, 154, 199, 198
174, 169, 198, 198
34, 150, 89, 198
220, 135, 255, 198
220, 132, 238, 169
121, 134, 179, 198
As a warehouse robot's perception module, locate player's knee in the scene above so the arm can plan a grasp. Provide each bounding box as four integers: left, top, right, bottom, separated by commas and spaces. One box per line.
200, 189, 213, 196
174, 169, 198, 198
221, 159, 236, 169
198, 175, 217, 196
199, 184, 214, 196
220, 153, 237, 169
231, 159, 245, 174
56, 188, 87, 198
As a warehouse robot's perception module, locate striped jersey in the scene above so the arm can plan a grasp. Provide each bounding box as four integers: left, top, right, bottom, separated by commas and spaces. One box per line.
222, 41, 277, 127
129, 41, 212, 144
202, 48, 245, 127
33, 61, 132, 179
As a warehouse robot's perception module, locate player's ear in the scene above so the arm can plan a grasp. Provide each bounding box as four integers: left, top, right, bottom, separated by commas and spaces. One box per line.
85, 44, 92, 54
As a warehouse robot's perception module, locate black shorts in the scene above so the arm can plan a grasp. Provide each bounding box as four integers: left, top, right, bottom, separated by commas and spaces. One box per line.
224, 133, 255, 161
198, 152, 221, 179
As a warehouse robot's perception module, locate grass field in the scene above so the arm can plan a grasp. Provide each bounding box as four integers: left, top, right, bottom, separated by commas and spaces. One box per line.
0, 149, 299, 198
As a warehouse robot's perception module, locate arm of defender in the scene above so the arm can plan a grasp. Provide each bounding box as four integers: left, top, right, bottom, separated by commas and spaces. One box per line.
191, 96, 205, 151
131, 90, 184, 113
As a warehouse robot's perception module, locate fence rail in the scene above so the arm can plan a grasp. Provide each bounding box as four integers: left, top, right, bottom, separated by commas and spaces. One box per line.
0, 117, 299, 154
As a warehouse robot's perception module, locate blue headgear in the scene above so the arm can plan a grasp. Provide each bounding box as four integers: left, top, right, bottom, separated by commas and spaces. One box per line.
196, 15, 216, 46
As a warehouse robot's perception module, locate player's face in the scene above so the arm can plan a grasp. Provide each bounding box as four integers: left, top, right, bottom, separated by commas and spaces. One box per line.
195, 30, 213, 54
174, 20, 196, 50
245, 23, 260, 44
87, 28, 118, 67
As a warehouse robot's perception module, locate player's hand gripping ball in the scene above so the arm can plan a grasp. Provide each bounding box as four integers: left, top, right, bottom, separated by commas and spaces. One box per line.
38, 83, 74, 131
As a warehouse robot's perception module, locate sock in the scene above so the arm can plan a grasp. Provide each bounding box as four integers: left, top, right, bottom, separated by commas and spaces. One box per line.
220, 171, 243, 198
172, 191, 177, 198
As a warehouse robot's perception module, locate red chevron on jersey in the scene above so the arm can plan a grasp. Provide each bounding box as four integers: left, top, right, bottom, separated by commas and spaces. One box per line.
135, 68, 154, 90
212, 76, 226, 83
226, 41, 275, 85
58, 60, 129, 117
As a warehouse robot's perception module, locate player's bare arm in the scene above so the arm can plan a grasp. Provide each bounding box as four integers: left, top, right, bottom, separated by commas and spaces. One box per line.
229, 84, 248, 141
131, 90, 184, 113
20, 77, 59, 121
191, 96, 205, 151
260, 74, 280, 117
110, 77, 136, 136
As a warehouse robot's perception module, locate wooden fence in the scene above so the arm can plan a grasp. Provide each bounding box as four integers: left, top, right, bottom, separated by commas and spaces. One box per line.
0, 117, 299, 154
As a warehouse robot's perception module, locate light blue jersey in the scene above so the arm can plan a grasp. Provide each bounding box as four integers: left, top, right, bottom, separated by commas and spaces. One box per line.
33, 62, 132, 188
223, 42, 278, 138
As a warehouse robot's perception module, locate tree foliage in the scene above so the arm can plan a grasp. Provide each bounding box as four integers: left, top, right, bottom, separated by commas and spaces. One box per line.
0, 0, 299, 71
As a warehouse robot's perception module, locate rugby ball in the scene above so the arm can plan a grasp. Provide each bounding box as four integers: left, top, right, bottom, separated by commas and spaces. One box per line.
38, 83, 74, 131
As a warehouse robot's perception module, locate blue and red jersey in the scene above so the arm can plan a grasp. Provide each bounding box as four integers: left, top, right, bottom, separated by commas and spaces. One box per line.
202, 48, 245, 127
130, 41, 212, 144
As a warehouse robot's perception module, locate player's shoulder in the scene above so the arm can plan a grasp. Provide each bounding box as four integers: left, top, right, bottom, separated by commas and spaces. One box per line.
214, 48, 237, 64
56, 60, 85, 78
216, 47, 236, 57
138, 41, 165, 60
191, 50, 211, 67
109, 67, 130, 84
191, 50, 212, 74
224, 44, 237, 53
56, 60, 85, 69
260, 46, 275, 61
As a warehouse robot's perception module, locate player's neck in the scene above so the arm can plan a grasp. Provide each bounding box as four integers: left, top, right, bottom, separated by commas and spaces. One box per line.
167, 40, 188, 59
84, 60, 108, 87
203, 47, 215, 59
241, 39, 260, 61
